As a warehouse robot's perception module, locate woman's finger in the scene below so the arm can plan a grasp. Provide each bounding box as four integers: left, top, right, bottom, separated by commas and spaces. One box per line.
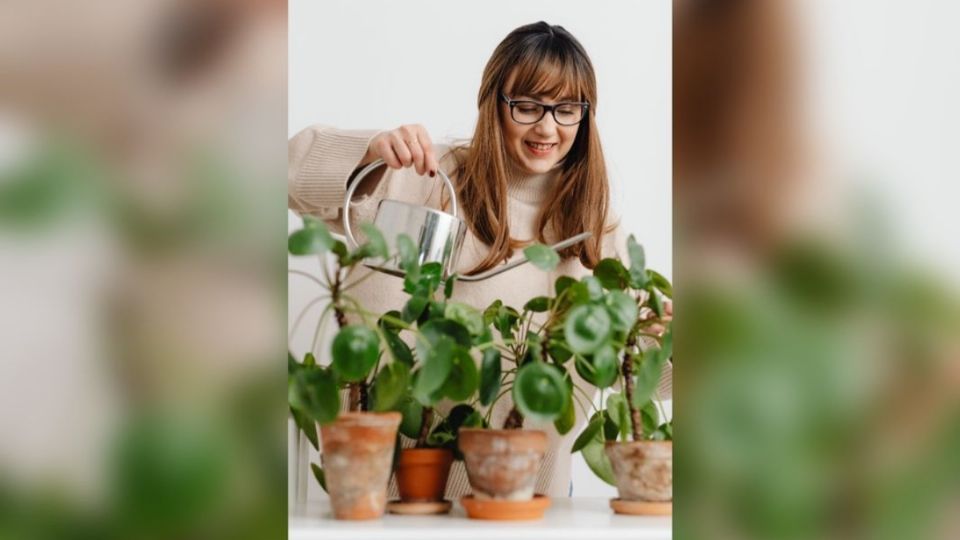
375, 137, 402, 169
390, 132, 413, 167
408, 138, 426, 175
416, 128, 438, 176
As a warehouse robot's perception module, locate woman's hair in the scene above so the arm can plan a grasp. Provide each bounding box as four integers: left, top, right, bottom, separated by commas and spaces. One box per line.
453, 21, 613, 274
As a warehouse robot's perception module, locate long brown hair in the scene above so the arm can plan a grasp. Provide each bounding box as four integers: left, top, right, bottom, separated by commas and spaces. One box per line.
453, 21, 612, 274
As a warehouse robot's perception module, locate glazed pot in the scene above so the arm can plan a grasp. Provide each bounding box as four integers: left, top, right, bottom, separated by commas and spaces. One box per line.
396, 448, 454, 502
458, 429, 547, 501
320, 412, 401, 520
604, 440, 672, 502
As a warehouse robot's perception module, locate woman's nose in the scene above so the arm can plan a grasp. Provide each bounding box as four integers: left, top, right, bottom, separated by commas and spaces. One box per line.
533, 112, 559, 134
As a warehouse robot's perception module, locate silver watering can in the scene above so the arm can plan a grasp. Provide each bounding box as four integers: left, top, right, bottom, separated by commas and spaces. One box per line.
341, 159, 591, 281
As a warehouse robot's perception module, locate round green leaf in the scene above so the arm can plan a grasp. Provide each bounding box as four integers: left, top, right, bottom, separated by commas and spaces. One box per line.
358, 222, 388, 259
381, 330, 413, 366
553, 376, 576, 435
523, 296, 551, 313
444, 302, 485, 336
396, 397, 424, 439
571, 414, 604, 453
331, 325, 380, 382
289, 367, 339, 425
371, 362, 410, 412
564, 304, 612, 354
594, 258, 629, 290
575, 346, 618, 389
440, 347, 478, 401
627, 235, 648, 288
288, 221, 334, 255
512, 362, 569, 423
581, 435, 616, 486
523, 243, 560, 271
414, 335, 455, 399
402, 296, 428, 323
396, 234, 418, 271
604, 290, 639, 335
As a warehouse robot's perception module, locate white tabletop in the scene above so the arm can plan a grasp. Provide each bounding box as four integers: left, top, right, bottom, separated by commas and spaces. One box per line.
289, 497, 672, 540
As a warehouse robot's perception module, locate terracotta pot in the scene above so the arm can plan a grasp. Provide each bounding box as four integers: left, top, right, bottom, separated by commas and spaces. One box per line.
460, 494, 551, 520
604, 440, 672, 502
396, 448, 454, 502
458, 428, 547, 501
320, 412, 401, 520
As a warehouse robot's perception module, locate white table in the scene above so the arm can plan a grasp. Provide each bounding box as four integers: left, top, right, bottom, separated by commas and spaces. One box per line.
289, 497, 672, 540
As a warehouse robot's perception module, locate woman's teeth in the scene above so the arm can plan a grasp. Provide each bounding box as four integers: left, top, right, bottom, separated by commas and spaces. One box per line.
525, 141, 556, 153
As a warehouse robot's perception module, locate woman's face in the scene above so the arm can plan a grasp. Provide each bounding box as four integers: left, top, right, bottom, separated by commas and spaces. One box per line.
499, 90, 582, 175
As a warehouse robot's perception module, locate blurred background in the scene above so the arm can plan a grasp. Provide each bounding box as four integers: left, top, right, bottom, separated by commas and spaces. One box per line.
0, 0, 957, 539
674, 1, 959, 539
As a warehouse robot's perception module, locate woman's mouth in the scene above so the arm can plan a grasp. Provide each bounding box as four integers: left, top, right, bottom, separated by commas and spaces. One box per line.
524, 140, 557, 156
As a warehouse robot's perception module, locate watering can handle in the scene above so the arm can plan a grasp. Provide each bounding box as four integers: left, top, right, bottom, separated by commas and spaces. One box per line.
341, 158, 458, 249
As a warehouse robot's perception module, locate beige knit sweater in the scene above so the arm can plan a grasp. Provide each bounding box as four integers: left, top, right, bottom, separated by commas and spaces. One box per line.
289, 125, 669, 498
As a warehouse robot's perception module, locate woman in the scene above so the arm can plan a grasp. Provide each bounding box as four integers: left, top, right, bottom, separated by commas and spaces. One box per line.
289, 21, 657, 498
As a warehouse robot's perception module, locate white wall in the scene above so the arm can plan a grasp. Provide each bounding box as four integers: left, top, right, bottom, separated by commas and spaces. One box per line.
288, 0, 672, 498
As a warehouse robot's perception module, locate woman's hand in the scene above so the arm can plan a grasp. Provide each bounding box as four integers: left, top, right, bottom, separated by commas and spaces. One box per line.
364, 124, 439, 177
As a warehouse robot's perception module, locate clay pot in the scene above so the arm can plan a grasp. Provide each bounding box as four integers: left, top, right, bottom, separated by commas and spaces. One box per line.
604, 440, 672, 502
320, 412, 401, 520
458, 428, 547, 501
396, 448, 454, 502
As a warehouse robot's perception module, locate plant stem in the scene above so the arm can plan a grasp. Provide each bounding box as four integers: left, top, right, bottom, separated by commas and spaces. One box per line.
331, 264, 367, 412
416, 407, 434, 448
622, 336, 642, 441
503, 406, 524, 430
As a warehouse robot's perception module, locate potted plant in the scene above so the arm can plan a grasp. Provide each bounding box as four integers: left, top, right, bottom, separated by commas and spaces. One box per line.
287, 217, 404, 520
559, 236, 674, 515
376, 235, 488, 514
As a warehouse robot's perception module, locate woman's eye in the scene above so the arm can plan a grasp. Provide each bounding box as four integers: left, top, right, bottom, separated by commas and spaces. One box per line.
556, 106, 577, 117
517, 104, 540, 114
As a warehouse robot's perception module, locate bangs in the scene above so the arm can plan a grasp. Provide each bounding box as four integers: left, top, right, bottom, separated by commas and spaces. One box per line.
506, 50, 588, 102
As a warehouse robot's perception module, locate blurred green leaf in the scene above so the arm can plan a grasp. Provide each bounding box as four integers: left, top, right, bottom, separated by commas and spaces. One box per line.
524, 243, 560, 271
479, 348, 502, 406
371, 362, 410, 411
554, 375, 576, 435
581, 435, 616, 486
310, 463, 327, 493
524, 296, 551, 313
414, 336, 455, 400
288, 219, 335, 255
331, 325, 380, 383
594, 258, 630, 290
513, 362, 569, 423
604, 290, 639, 335
564, 304, 612, 354
396, 397, 424, 439
575, 346, 619, 389
606, 393, 631, 441
648, 270, 673, 298
381, 330, 413, 366
440, 347, 478, 401
358, 222, 388, 259
445, 302, 485, 336
572, 414, 604, 453
291, 408, 318, 450
632, 347, 667, 408
402, 295, 428, 323
397, 234, 418, 271
627, 235, 648, 288
289, 367, 339, 425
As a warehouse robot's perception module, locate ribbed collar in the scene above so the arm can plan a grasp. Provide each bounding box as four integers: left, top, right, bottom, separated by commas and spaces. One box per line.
504, 159, 561, 206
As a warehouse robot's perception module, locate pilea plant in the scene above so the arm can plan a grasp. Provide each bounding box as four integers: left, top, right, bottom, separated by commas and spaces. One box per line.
560, 236, 673, 485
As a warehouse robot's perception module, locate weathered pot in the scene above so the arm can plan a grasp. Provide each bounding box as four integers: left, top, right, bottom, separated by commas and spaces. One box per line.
604, 441, 672, 502
320, 412, 401, 519
458, 429, 547, 501
396, 448, 454, 502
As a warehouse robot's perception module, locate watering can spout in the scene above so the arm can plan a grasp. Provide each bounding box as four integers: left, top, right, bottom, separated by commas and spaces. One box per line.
456, 231, 593, 282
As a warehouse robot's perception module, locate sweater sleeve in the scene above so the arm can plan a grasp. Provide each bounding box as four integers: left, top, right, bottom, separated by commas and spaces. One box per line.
288, 125, 381, 218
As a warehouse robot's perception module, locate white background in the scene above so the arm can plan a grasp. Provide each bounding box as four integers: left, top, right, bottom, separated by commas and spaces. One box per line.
288, 0, 671, 499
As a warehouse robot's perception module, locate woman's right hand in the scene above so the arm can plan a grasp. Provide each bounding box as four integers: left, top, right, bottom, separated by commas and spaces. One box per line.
364, 124, 439, 177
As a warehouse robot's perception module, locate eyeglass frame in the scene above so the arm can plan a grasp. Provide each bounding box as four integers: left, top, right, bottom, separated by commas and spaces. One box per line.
499, 93, 590, 126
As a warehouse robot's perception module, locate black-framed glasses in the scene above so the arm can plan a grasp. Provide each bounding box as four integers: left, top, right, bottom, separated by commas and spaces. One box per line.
500, 93, 589, 126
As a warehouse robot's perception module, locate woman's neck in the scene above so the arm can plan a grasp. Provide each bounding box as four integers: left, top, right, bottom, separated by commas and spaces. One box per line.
504, 158, 559, 206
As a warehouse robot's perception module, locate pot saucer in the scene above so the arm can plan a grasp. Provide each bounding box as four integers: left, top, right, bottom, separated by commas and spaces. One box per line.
460, 494, 551, 520
610, 498, 672, 515
387, 500, 452, 515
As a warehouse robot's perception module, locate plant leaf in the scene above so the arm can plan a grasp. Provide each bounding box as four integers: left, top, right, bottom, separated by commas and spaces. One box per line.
288, 218, 335, 255
575, 346, 619, 389
444, 302, 485, 336
524, 243, 560, 271
594, 258, 630, 290
371, 362, 410, 412
381, 330, 413, 366
604, 290, 639, 335
289, 367, 339, 425
331, 325, 380, 383
564, 304, 612, 354
571, 414, 604, 453
310, 463, 327, 493
627, 235, 648, 288
358, 222, 388, 259
440, 347, 478, 401
523, 296, 551, 313
396, 397, 423, 439
581, 436, 616, 486
414, 335, 455, 400
512, 362, 569, 423
632, 347, 667, 408
291, 408, 318, 450
402, 295, 428, 323
553, 377, 576, 435
606, 393, 631, 441
648, 269, 673, 298
478, 348, 502, 406
397, 234, 418, 271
